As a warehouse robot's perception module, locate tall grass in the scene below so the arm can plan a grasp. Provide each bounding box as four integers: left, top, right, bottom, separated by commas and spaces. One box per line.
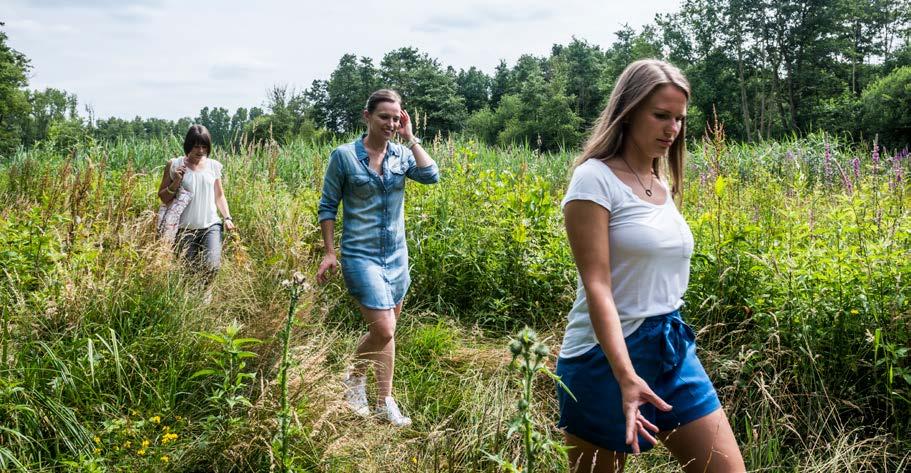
0, 133, 908, 470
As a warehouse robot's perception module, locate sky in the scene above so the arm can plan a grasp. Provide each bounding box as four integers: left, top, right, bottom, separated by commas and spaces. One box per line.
4, 0, 680, 121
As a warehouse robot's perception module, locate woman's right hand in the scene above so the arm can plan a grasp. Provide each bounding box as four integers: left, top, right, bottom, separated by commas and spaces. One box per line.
620, 375, 672, 454
316, 253, 338, 284
172, 165, 186, 187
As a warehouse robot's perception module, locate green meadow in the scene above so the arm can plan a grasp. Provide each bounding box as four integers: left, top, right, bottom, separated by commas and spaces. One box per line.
1, 133, 909, 471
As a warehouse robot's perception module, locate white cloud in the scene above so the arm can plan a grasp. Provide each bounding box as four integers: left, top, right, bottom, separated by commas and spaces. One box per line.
5, 0, 682, 120
4, 19, 76, 35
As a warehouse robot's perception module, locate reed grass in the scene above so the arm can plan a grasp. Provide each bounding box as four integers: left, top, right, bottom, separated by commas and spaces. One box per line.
0, 133, 908, 471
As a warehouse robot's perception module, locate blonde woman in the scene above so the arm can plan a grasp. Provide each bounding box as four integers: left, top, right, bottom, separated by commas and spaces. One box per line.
316, 89, 439, 427
557, 60, 745, 472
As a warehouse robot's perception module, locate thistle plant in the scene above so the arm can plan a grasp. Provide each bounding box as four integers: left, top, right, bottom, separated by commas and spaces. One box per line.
277, 271, 308, 472
487, 327, 574, 473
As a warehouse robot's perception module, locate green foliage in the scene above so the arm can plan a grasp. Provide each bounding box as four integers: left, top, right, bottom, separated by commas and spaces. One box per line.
0, 209, 65, 295
456, 66, 491, 114
550, 37, 610, 125
22, 88, 80, 147
861, 66, 911, 147
466, 66, 583, 152
405, 142, 575, 328
380, 47, 468, 138
311, 54, 382, 133
192, 321, 261, 421
1, 134, 910, 470
242, 85, 325, 145
0, 26, 30, 156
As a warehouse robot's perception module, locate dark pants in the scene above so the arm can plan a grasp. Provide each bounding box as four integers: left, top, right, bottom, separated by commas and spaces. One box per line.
175, 223, 223, 284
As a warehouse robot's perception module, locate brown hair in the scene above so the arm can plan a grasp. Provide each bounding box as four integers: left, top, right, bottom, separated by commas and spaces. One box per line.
575, 59, 690, 198
183, 124, 212, 155
364, 89, 402, 113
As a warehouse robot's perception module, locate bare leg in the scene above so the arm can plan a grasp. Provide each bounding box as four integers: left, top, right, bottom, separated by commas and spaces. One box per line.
564, 432, 626, 473
351, 302, 403, 399
658, 408, 745, 473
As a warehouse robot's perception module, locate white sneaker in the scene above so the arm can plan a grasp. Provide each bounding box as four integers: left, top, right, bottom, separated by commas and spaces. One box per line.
343, 373, 370, 417
202, 287, 214, 305
375, 396, 412, 427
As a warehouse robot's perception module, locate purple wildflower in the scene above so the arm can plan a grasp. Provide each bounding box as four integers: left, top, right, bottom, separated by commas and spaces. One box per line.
843, 174, 853, 194
893, 157, 904, 189
852, 157, 860, 181
823, 141, 833, 180
872, 142, 880, 166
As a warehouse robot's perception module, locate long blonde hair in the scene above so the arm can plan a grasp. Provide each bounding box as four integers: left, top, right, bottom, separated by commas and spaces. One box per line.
575, 59, 690, 198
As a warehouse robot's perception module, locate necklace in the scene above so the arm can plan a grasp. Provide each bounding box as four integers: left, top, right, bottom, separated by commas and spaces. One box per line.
620, 157, 654, 197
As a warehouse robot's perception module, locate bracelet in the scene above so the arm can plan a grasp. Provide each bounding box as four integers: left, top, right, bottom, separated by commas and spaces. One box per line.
404, 136, 422, 148
223, 216, 232, 221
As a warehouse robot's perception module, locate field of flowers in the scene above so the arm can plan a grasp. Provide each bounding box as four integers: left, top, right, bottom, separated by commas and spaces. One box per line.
0, 132, 908, 471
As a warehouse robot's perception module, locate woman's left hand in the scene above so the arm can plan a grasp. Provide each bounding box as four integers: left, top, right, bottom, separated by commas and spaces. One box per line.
398, 109, 414, 141
224, 220, 236, 231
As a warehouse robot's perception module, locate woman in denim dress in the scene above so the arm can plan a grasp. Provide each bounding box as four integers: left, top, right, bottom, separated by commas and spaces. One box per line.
316, 89, 439, 427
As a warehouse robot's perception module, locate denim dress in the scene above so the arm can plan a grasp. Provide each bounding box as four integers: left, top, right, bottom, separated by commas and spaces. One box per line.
318, 136, 439, 309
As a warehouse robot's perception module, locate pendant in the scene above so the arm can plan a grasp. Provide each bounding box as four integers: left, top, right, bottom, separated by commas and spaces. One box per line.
645, 189, 653, 197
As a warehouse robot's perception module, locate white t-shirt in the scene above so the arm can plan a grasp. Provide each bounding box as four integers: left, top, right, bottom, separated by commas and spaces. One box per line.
169, 156, 223, 230
559, 158, 694, 358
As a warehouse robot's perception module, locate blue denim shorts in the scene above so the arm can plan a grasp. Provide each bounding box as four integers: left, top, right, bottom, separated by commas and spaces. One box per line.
556, 310, 721, 453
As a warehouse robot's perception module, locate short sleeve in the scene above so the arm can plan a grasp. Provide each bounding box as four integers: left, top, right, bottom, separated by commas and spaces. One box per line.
168, 156, 183, 180
561, 160, 619, 213
212, 160, 223, 179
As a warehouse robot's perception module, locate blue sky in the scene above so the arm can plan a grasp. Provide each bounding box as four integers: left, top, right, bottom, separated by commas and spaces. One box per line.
4, 0, 679, 120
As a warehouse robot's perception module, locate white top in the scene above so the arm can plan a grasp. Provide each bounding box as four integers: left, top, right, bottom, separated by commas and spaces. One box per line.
169, 156, 223, 230
559, 158, 694, 358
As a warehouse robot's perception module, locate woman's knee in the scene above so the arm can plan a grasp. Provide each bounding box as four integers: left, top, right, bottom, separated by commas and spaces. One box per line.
366, 316, 396, 343
202, 249, 221, 273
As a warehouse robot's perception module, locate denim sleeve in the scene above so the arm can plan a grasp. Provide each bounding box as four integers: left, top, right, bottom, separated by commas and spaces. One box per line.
318, 150, 345, 222
404, 148, 440, 184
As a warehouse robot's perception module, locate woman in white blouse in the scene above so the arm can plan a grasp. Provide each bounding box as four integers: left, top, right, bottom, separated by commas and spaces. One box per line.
157, 125, 235, 287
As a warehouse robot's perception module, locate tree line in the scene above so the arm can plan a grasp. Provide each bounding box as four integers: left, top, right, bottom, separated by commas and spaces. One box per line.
1, 0, 909, 157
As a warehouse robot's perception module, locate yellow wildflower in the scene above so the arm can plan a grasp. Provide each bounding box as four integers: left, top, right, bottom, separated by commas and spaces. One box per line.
93, 436, 101, 444
163, 425, 170, 432
161, 433, 178, 444
93, 447, 101, 455
150, 415, 161, 424
161, 455, 170, 463
137, 448, 146, 456
123, 441, 131, 449
850, 309, 860, 314
141, 439, 150, 448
